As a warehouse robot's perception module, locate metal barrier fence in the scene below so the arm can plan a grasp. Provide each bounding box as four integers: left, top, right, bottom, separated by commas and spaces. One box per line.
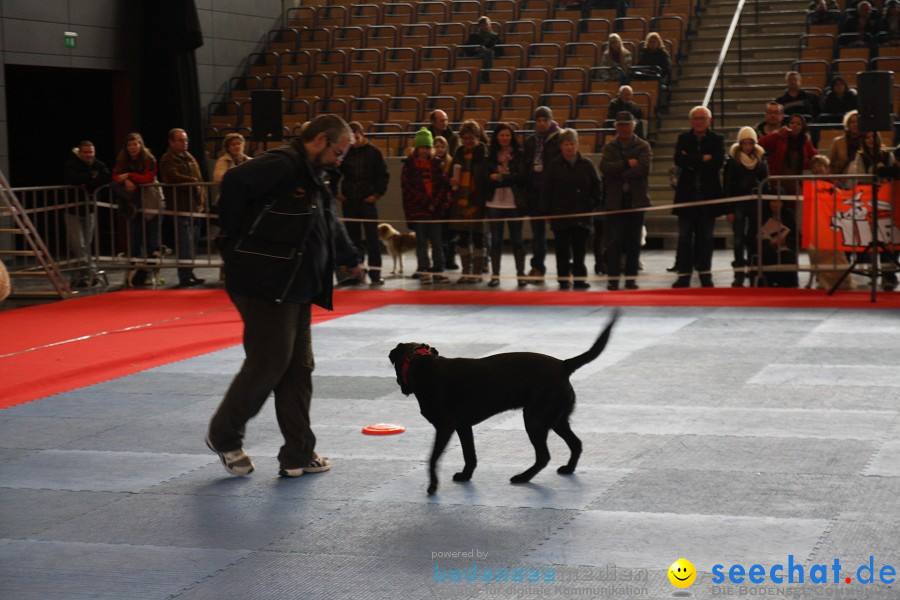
1, 182, 223, 295
2, 174, 896, 297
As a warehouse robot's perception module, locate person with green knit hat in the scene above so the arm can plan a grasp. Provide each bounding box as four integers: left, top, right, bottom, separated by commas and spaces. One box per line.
414, 127, 434, 149
402, 126, 451, 284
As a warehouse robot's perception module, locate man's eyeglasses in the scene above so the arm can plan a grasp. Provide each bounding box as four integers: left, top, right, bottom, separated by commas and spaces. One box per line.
329, 143, 346, 160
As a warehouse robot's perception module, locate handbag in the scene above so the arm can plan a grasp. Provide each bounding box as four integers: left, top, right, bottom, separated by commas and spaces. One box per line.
140, 179, 166, 220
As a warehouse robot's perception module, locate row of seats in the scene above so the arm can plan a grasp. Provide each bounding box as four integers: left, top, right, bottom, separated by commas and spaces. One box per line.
285, 0, 689, 30
211, 69, 659, 129
267, 17, 685, 58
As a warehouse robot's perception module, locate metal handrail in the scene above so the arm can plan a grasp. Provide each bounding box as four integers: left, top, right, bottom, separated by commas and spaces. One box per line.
701, 0, 760, 127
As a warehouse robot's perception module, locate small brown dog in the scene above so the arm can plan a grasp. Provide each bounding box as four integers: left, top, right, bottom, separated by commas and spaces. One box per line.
378, 223, 417, 275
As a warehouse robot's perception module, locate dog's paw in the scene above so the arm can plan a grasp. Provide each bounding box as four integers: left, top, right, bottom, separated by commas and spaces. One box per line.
509, 473, 532, 484
557, 465, 576, 475
427, 482, 438, 495
452, 472, 471, 482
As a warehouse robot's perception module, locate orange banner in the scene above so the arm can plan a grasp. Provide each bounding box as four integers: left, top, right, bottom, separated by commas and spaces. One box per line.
802, 179, 900, 251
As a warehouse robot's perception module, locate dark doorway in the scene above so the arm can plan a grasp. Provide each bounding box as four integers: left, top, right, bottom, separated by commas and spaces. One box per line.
5, 65, 128, 188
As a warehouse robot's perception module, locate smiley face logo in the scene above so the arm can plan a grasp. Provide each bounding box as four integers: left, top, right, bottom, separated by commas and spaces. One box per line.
668, 558, 697, 588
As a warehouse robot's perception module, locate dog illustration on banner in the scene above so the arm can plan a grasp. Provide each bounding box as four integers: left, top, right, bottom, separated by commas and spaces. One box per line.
830, 193, 900, 248
802, 180, 900, 253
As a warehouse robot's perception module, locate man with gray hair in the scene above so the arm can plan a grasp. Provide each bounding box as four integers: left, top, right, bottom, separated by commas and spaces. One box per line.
207, 114, 364, 479
671, 106, 724, 288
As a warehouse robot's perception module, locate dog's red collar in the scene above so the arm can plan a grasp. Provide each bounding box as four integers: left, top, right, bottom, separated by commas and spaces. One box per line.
401, 344, 436, 389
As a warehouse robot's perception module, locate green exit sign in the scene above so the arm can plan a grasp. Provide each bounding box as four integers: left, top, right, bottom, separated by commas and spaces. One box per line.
64, 31, 78, 48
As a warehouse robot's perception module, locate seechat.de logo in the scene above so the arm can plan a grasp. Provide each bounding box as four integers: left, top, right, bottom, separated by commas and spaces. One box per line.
668, 558, 697, 588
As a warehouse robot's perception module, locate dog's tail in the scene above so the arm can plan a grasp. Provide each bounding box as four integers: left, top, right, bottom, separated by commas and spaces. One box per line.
562, 309, 619, 375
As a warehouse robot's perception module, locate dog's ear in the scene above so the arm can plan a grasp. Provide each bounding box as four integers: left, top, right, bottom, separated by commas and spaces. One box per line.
388, 344, 403, 365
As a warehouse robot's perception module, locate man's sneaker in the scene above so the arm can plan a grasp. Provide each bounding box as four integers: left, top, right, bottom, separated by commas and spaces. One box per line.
205, 435, 255, 476
279, 454, 332, 478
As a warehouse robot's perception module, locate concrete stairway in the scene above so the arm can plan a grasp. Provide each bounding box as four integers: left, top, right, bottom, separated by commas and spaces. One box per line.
646, 0, 811, 246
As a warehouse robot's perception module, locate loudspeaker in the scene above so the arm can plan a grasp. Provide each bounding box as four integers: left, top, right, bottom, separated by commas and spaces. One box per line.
250, 90, 283, 141
856, 71, 893, 132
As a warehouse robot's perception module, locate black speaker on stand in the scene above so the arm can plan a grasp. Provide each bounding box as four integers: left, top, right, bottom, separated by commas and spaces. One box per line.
250, 90, 283, 151
828, 71, 899, 301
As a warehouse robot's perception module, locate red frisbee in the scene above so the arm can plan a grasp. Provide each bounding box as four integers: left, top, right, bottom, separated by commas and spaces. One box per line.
362, 423, 406, 435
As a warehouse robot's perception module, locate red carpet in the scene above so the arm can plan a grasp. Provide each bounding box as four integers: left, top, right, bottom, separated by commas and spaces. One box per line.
1, 287, 897, 409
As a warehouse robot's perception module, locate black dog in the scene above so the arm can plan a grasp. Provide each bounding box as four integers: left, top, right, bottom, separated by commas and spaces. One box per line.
389, 310, 618, 494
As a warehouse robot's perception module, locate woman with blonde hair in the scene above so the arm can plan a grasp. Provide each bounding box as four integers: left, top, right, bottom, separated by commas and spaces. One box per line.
599, 33, 632, 81
214, 133, 250, 184
635, 31, 671, 85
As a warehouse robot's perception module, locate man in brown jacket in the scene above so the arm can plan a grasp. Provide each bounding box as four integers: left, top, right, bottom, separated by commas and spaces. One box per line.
160, 128, 207, 286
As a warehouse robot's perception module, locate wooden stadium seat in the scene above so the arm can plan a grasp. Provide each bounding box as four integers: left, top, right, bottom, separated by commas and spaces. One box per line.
578, 18, 612, 42
503, 21, 537, 47
493, 44, 526, 70
538, 93, 575, 124
801, 46, 835, 62
208, 101, 243, 129
297, 28, 331, 52
630, 80, 659, 115
401, 23, 434, 47
830, 58, 867, 88
313, 49, 348, 73
871, 57, 900, 73
440, 69, 476, 98
424, 95, 461, 122
418, 46, 454, 72
417, 2, 451, 25
498, 94, 536, 126
460, 95, 497, 124
228, 75, 263, 100
386, 96, 423, 124
528, 43, 562, 69
808, 23, 839, 37
588, 68, 621, 96
552, 67, 588, 95
365, 25, 399, 51
268, 28, 304, 54
616, 17, 648, 40
628, 5, 657, 22
349, 48, 383, 74
485, 0, 518, 23
434, 22, 468, 46
565, 42, 599, 69
332, 26, 366, 50
477, 68, 512, 96
450, 0, 483, 22
349, 97, 386, 124
316, 5, 348, 28
247, 52, 280, 78
280, 50, 314, 77
285, 98, 313, 124
313, 97, 350, 119
575, 92, 613, 123
403, 70, 439, 99
541, 19, 576, 44
349, 4, 381, 28
455, 45, 484, 79
587, 8, 618, 23
514, 67, 550, 95
331, 72, 366, 99
261, 75, 295, 100
382, 3, 415, 26
368, 133, 400, 157
295, 73, 331, 101
286, 7, 316, 30
791, 59, 830, 91
384, 47, 418, 73
366, 72, 403, 99
519, 0, 553, 22
837, 45, 870, 61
